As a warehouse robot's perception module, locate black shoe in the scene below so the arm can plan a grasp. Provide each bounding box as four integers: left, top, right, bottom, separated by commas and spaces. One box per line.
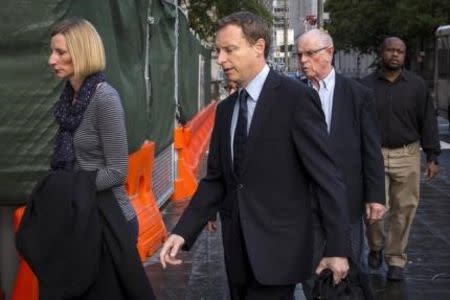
368, 250, 383, 269
387, 266, 404, 281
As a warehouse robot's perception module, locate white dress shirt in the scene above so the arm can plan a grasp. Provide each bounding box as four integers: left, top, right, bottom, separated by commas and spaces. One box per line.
230, 64, 270, 161
312, 68, 336, 133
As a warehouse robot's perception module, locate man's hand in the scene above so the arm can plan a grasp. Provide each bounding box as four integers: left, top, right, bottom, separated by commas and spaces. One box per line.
315, 257, 349, 285
159, 234, 185, 269
426, 161, 439, 179
365, 202, 386, 224
207, 220, 217, 233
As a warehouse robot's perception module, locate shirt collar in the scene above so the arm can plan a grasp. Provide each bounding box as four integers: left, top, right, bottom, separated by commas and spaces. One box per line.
376, 68, 407, 82
320, 68, 335, 91
242, 64, 270, 102
309, 68, 335, 91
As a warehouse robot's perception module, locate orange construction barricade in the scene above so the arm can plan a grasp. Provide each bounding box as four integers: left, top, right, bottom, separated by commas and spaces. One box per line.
172, 101, 217, 201
11, 206, 38, 300
126, 140, 168, 261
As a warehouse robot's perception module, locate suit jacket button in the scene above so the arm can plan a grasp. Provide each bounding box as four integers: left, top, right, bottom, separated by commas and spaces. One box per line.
237, 184, 244, 189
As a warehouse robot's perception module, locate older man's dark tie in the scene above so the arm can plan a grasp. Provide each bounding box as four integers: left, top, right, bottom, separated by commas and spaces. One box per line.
233, 89, 248, 177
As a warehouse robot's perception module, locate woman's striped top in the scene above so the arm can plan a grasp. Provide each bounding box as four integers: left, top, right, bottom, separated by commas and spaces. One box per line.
73, 82, 136, 221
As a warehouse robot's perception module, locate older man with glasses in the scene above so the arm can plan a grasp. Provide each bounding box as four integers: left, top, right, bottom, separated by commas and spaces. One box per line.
296, 29, 386, 300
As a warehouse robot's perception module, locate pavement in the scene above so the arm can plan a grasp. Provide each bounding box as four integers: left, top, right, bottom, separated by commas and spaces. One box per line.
144, 117, 450, 300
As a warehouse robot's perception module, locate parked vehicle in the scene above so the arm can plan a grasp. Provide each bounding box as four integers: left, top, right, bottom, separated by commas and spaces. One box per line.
434, 25, 450, 121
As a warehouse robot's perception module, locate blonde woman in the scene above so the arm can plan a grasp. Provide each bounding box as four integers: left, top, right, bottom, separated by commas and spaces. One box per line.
48, 18, 139, 238
26, 17, 155, 298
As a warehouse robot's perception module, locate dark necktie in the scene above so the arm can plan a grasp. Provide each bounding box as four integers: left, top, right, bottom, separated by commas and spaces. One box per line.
233, 89, 248, 177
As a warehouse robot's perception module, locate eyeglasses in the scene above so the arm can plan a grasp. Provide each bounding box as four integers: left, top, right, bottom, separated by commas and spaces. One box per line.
297, 46, 330, 58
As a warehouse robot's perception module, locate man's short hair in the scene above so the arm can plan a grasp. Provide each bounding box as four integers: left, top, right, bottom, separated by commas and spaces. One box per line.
379, 36, 406, 52
51, 18, 106, 78
217, 11, 272, 59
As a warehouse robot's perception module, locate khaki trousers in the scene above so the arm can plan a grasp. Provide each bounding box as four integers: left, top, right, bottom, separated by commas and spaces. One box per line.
366, 141, 420, 267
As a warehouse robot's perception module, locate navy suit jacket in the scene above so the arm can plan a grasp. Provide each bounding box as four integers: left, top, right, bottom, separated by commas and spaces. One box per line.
173, 70, 351, 285
328, 74, 385, 224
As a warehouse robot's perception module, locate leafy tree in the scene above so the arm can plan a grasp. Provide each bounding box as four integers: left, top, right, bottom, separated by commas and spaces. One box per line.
388, 0, 450, 41
178, 0, 272, 43
325, 0, 450, 54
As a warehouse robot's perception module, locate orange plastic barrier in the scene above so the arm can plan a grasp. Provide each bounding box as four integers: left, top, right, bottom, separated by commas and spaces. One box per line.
125, 140, 168, 261
172, 101, 217, 201
11, 206, 38, 300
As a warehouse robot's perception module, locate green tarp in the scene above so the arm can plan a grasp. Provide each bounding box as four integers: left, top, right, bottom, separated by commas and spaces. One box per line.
148, 0, 176, 147
178, 13, 212, 123
0, 0, 211, 205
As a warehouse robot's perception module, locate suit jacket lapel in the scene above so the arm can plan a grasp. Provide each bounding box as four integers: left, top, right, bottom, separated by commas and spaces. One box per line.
241, 70, 281, 175
330, 74, 345, 138
223, 93, 237, 179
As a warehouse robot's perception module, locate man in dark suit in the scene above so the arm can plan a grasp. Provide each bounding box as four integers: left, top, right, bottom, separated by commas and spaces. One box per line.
295, 29, 386, 299
160, 12, 351, 299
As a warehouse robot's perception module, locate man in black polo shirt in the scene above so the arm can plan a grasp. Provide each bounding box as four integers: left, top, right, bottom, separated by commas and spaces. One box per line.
361, 37, 441, 281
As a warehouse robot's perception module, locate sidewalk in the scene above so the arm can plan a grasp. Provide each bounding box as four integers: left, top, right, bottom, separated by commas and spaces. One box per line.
144, 118, 450, 300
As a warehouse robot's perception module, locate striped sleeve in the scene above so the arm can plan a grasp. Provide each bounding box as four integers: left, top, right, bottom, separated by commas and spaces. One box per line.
95, 85, 129, 191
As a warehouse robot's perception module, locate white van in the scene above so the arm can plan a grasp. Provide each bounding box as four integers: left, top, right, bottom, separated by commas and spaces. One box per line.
434, 25, 450, 121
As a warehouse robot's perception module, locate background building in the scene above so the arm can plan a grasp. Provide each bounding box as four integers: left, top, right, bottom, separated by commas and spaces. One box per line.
260, 0, 374, 77
263, 0, 324, 72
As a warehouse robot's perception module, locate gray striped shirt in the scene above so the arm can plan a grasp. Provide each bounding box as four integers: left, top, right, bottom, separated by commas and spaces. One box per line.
73, 82, 136, 221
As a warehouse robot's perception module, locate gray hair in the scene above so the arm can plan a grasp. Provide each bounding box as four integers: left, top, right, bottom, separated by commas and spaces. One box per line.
296, 28, 334, 48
